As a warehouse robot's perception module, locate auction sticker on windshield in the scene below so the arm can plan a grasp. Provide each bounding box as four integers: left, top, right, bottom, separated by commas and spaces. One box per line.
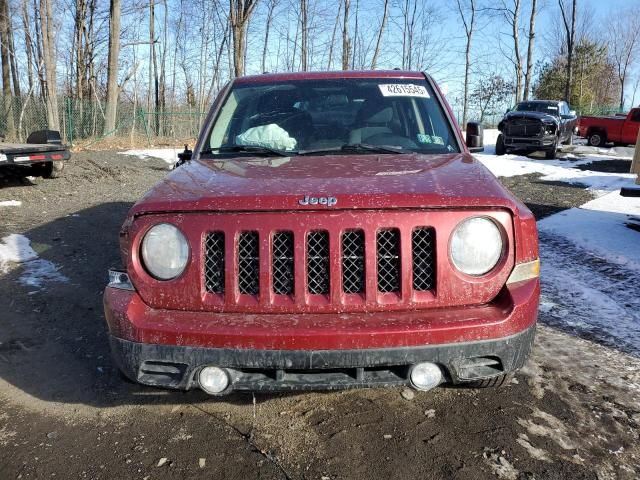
379, 84, 430, 98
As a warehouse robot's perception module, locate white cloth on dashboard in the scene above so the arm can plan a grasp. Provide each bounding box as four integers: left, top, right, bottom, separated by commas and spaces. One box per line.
236, 124, 297, 151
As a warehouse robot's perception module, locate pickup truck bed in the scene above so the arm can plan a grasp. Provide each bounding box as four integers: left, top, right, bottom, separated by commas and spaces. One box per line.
0, 130, 71, 179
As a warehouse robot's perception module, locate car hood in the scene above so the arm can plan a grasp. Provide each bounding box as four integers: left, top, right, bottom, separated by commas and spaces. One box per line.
503, 111, 559, 124
130, 153, 523, 215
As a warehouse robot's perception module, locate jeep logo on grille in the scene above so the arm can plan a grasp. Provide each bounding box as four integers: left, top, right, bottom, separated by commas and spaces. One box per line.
298, 195, 337, 207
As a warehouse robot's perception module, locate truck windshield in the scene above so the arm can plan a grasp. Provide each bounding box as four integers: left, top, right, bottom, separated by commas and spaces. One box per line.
205, 78, 460, 157
514, 102, 559, 116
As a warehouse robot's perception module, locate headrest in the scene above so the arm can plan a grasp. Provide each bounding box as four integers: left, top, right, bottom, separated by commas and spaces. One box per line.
258, 89, 299, 112
356, 102, 393, 125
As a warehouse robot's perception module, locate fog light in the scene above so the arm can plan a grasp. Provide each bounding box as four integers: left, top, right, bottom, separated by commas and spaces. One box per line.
410, 363, 443, 391
198, 367, 229, 394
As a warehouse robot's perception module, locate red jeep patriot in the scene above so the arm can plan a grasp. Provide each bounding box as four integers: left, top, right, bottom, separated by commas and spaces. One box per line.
104, 71, 539, 395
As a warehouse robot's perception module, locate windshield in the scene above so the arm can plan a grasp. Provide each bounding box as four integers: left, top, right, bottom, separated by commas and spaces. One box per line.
514, 102, 560, 116
205, 78, 460, 156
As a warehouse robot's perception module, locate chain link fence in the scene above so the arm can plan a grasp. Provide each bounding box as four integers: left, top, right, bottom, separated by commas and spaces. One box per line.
0, 95, 207, 148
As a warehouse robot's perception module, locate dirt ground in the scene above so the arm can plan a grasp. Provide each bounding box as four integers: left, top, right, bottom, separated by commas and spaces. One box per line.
0, 153, 639, 480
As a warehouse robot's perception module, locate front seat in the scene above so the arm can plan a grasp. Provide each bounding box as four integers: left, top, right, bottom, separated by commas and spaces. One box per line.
349, 102, 394, 144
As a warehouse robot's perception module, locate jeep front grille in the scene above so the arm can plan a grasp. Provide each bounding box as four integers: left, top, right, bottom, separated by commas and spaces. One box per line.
272, 231, 294, 295
412, 227, 436, 291
238, 232, 260, 294
377, 229, 401, 293
307, 231, 330, 295
204, 232, 225, 293
202, 217, 438, 307
342, 230, 365, 294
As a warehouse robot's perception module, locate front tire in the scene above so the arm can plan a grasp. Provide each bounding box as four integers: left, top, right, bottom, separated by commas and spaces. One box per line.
495, 134, 506, 155
466, 373, 514, 389
545, 139, 558, 159
588, 131, 606, 147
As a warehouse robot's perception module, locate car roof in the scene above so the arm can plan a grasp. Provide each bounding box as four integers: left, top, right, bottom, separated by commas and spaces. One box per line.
234, 70, 427, 85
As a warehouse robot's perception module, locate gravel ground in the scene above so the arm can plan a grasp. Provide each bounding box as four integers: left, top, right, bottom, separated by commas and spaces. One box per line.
0, 152, 639, 480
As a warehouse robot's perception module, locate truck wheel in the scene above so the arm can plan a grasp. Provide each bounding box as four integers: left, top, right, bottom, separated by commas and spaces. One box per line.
495, 134, 506, 155
587, 131, 605, 147
35, 161, 64, 179
466, 373, 514, 389
545, 140, 558, 159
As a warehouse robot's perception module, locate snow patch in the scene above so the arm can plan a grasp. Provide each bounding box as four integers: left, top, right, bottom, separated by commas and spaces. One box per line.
0, 234, 38, 269
539, 191, 640, 270
0, 200, 21, 207
119, 149, 178, 166
0, 234, 68, 289
475, 152, 635, 193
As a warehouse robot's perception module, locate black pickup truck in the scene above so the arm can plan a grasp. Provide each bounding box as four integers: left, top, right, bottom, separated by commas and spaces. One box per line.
496, 100, 577, 159
0, 130, 70, 179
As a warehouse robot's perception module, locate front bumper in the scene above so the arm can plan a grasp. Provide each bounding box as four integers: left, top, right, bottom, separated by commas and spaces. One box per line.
503, 134, 556, 150
104, 279, 539, 393
110, 325, 536, 392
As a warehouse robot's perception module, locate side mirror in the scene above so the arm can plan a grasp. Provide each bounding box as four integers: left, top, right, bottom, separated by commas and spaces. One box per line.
466, 122, 484, 153
175, 144, 193, 168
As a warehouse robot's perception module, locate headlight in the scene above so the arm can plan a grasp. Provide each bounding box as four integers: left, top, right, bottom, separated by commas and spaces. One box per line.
141, 223, 189, 280
450, 217, 503, 276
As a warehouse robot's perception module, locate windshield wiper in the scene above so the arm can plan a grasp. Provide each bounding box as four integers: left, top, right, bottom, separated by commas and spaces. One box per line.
202, 145, 293, 157
298, 143, 408, 156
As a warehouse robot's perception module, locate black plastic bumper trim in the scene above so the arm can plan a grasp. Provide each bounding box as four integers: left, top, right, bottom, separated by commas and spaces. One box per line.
109, 325, 536, 393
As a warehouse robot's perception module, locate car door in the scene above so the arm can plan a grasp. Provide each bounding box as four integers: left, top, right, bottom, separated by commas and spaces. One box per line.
558, 102, 569, 140
622, 109, 640, 145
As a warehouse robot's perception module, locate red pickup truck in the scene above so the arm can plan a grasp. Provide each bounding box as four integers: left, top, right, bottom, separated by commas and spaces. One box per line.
104, 71, 539, 395
578, 108, 640, 147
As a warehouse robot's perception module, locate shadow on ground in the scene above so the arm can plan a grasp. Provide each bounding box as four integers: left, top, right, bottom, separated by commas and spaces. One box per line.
0, 201, 276, 408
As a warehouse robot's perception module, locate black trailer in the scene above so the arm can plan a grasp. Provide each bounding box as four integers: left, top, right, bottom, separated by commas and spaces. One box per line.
0, 130, 70, 179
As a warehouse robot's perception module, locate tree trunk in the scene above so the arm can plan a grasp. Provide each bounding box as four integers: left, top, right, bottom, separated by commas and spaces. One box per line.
559, 0, 577, 102
370, 0, 389, 69
103, 0, 121, 135
39, 0, 59, 130
229, 0, 258, 77
300, 0, 307, 71
326, 1, 341, 70
523, 0, 537, 100
21, 0, 34, 93
511, 0, 523, 102
261, 0, 276, 73
0, 0, 14, 137
341, 0, 350, 70
457, 0, 475, 127
4, 0, 21, 97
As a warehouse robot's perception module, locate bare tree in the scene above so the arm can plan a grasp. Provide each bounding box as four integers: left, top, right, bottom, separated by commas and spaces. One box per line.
104, 0, 121, 135
607, 7, 640, 110
456, 0, 476, 127
370, 0, 389, 69
261, 0, 277, 73
39, 0, 59, 130
300, 0, 308, 71
229, 0, 258, 77
523, 0, 537, 100
498, 0, 523, 102
0, 0, 14, 136
341, 0, 350, 70
558, 0, 577, 102
21, 0, 34, 93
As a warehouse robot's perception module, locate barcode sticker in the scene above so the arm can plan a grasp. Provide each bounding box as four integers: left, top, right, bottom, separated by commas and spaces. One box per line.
378, 84, 430, 98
